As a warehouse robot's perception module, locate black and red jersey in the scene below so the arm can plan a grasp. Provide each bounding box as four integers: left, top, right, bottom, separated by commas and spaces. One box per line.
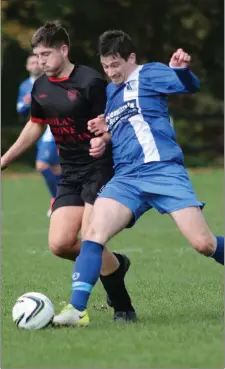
31, 64, 113, 178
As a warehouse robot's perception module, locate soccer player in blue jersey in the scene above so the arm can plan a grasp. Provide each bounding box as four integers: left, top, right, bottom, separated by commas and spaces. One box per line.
17, 54, 61, 216
53, 30, 224, 326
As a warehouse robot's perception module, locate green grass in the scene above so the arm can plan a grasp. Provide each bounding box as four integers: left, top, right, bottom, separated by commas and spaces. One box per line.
2, 170, 224, 368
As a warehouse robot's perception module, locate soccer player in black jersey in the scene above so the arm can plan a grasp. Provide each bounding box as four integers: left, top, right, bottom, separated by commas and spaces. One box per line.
1, 21, 136, 324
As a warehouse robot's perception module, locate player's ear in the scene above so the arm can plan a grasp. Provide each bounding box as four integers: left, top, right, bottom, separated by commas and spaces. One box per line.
61, 44, 69, 57
128, 53, 136, 65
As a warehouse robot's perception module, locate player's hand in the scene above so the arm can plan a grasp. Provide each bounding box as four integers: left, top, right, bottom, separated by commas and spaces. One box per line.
88, 115, 107, 136
89, 137, 106, 158
23, 94, 31, 106
169, 48, 191, 68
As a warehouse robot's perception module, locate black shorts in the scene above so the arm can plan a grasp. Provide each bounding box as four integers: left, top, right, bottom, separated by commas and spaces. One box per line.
52, 165, 114, 212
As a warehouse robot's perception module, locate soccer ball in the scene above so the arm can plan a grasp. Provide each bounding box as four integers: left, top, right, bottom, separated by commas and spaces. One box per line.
12, 292, 54, 330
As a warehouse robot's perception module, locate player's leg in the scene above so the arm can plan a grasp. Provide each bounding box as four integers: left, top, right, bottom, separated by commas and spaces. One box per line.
81, 202, 120, 276
50, 184, 136, 323
49, 206, 83, 260
81, 171, 137, 319
53, 175, 142, 326
80, 201, 134, 317
143, 161, 224, 265
49, 183, 84, 259
170, 207, 224, 264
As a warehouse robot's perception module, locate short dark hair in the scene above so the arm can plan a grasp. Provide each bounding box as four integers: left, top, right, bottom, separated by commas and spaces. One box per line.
31, 20, 70, 49
98, 30, 135, 60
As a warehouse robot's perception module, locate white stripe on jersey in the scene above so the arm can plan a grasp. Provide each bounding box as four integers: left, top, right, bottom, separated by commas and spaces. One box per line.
124, 65, 160, 163
128, 115, 160, 162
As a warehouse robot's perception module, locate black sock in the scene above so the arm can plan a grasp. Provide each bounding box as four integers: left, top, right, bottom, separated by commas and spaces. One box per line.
100, 253, 135, 312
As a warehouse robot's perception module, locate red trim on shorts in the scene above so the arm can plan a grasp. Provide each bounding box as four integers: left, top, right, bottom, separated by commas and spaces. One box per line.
31, 117, 47, 124
48, 76, 69, 82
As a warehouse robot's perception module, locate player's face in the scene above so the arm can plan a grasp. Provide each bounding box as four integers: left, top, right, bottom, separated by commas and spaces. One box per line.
33, 44, 68, 77
100, 53, 136, 85
26, 56, 42, 77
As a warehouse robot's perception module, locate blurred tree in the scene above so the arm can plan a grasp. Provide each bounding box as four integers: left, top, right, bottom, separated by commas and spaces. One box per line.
1, 0, 224, 166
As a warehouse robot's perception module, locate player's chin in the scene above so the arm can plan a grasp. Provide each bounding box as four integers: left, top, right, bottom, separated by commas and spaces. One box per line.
43, 70, 54, 76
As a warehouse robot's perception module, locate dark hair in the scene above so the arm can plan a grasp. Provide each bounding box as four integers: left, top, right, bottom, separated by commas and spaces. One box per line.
31, 20, 70, 49
98, 30, 135, 60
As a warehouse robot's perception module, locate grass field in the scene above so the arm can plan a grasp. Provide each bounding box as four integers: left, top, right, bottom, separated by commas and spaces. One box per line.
2, 169, 224, 368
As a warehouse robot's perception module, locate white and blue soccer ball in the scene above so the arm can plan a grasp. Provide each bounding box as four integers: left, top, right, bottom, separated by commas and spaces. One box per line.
12, 292, 54, 330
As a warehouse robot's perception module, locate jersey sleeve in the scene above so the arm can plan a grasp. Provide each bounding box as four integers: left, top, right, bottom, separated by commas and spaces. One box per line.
30, 84, 46, 124
86, 78, 107, 118
147, 62, 200, 94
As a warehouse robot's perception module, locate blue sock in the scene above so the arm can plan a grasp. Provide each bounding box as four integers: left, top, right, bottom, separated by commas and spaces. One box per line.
40, 168, 59, 198
211, 236, 224, 265
70, 240, 103, 311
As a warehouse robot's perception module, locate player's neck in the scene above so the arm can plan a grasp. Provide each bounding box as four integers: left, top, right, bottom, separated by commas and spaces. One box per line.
56, 61, 75, 79
126, 64, 138, 80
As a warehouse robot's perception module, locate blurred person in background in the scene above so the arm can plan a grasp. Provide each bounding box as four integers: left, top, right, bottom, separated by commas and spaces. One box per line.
17, 54, 61, 216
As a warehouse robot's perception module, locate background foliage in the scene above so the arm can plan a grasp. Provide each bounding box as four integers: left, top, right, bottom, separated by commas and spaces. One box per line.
1, 0, 224, 166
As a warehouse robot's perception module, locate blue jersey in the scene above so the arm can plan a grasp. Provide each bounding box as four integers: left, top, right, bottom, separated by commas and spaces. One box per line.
17, 77, 55, 143
105, 63, 200, 170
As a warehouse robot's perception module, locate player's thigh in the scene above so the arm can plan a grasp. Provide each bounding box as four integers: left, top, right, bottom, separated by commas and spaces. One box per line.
81, 202, 93, 238
49, 206, 84, 248
170, 206, 216, 254
49, 184, 84, 249
85, 197, 133, 244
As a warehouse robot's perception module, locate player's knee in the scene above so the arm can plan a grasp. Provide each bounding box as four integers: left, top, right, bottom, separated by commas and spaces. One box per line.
36, 161, 49, 172
84, 223, 108, 244
49, 237, 78, 258
191, 235, 216, 256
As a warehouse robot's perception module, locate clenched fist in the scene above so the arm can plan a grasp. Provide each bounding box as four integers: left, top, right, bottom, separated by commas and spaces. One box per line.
169, 48, 191, 69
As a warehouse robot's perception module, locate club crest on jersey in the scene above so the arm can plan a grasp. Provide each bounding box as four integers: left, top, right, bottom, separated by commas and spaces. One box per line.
126, 80, 138, 91
67, 89, 79, 102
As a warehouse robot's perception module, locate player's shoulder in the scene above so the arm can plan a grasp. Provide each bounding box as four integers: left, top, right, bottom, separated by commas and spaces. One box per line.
142, 62, 169, 73
141, 62, 170, 76
74, 64, 105, 86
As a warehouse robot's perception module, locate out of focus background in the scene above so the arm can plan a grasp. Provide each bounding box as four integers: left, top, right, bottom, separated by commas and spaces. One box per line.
2, 0, 224, 168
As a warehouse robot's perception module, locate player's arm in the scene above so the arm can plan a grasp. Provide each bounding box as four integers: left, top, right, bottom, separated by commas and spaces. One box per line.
151, 49, 200, 94
1, 120, 46, 169
87, 77, 112, 157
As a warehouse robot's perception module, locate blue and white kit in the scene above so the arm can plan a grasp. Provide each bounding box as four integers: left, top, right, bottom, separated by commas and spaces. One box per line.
99, 63, 204, 224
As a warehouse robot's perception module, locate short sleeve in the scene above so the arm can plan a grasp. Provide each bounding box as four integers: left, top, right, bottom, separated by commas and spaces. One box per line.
86, 78, 107, 118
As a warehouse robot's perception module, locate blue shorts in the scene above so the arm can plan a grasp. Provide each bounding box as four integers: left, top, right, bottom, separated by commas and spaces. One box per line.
98, 161, 204, 227
36, 141, 59, 165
